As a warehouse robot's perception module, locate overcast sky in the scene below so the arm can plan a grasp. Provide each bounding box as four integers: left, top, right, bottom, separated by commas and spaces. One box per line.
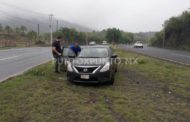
0, 0, 190, 32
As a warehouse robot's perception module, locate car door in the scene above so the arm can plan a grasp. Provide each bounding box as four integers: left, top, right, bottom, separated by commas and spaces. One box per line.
61, 48, 76, 72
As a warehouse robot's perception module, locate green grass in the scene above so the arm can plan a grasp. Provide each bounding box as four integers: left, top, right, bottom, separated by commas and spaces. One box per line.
0, 47, 12, 50
0, 49, 190, 122
117, 49, 190, 98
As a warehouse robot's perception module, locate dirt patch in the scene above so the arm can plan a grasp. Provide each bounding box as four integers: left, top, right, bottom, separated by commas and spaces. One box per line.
122, 69, 190, 101
84, 92, 97, 104
104, 95, 128, 122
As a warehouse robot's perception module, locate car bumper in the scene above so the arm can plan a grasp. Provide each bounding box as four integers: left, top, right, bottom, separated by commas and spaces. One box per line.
67, 71, 111, 83
134, 46, 143, 48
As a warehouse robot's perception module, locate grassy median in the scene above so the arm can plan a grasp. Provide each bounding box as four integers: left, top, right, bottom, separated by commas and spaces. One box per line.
0, 49, 190, 122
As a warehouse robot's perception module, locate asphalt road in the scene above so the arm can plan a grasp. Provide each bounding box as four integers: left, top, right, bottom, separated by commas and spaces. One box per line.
0, 47, 52, 82
120, 44, 190, 65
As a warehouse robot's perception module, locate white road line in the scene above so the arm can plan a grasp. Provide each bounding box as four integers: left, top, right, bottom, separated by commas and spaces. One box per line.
0, 55, 21, 61
172, 53, 190, 58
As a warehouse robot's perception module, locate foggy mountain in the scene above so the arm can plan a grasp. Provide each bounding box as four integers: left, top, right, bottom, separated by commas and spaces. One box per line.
0, 2, 92, 32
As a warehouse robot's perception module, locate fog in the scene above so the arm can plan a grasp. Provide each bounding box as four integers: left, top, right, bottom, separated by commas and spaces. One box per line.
0, 0, 190, 32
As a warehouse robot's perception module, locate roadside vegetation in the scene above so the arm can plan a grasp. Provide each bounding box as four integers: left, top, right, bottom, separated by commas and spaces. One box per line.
1, 22, 152, 49
1, 23, 135, 48
0, 49, 189, 122
0, 24, 48, 48
150, 10, 190, 51
53, 27, 134, 45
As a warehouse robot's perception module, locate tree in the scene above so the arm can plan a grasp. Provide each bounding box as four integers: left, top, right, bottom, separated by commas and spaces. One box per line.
106, 28, 122, 43
150, 10, 190, 51
20, 25, 27, 34
150, 32, 163, 47
54, 27, 87, 44
0, 24, 3, 32
27, 30, 37, 39
120, 32, 134, 44
5, 25, 12, 34
27, 30, 37, 46
15, 27, 22, 34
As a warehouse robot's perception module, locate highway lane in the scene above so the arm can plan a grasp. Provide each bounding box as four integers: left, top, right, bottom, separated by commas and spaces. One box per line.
0, 47, 52, 82
120, 45, 190, 65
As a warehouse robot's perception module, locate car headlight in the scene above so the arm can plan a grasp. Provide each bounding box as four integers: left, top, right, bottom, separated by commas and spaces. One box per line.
100, 62, 110, 72
67, 62, 73, 72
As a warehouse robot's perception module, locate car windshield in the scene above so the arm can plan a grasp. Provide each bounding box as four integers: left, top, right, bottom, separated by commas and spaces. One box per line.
62, 48, 76, 57
78, 47, 108, 58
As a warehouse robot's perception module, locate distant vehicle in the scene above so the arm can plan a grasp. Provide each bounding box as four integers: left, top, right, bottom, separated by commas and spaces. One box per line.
134, 41, 143, 48
89, 41, 96, 45
102, 41, 108, 45
67, 46, 118, 84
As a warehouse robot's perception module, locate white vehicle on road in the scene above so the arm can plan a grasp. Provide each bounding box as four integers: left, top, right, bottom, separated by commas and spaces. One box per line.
102, 41, 108, 45
89, 41, 96, 45
134, 41, 143, 48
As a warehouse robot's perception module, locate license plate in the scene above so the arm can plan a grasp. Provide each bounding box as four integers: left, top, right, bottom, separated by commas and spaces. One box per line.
81, 75, 90, 79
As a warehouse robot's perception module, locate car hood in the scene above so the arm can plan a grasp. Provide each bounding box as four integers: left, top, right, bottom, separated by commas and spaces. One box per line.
72, 58, 109, 66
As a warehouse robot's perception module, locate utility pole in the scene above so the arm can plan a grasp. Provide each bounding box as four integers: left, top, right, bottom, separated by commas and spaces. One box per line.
163, 25, 165, 48
37, 24, 40, 40
86, 32, 89, 45
49, 14, 54, 45
56, 20, 59, 31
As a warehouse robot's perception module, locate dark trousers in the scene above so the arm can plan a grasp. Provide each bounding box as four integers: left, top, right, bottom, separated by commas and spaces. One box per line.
53, 55, 61, 72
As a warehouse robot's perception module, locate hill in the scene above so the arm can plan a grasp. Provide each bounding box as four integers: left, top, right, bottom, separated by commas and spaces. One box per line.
150, 11, 190, 51
0, 3, 92, 32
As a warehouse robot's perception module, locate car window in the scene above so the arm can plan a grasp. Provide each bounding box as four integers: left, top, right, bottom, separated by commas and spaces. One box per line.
63, 48, 76, 57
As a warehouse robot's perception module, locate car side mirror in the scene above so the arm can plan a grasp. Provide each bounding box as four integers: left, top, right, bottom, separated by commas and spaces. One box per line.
111, 54, 118, 58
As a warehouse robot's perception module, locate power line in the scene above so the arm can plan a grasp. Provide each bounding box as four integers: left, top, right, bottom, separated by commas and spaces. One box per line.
0, 2, 62, 33
56, 20, 59, 31
0, 12, 30, 27
37, 24, 40, 38
0, 10, 36, 27
0, 10, 47, 33
0, 2, 47, 17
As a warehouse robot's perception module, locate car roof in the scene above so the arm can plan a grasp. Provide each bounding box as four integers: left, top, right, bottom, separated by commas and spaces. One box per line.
63, 45, 111, 49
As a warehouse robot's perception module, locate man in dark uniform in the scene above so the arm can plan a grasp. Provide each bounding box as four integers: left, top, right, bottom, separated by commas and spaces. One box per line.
52, 36, 63, 73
